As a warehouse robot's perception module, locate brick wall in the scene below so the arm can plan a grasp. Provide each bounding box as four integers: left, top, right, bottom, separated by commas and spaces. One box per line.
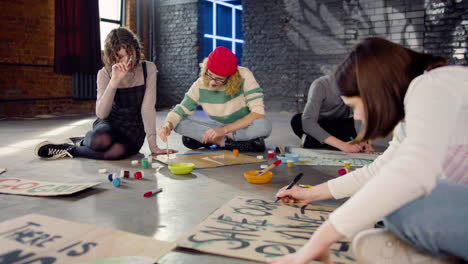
0, 0, 95, 118
155, 0, 467, 112
154, 0, 199, 109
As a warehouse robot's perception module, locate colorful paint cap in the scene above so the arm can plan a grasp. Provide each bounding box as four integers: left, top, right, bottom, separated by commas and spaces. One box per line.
107, 173, 114, 182
337, 168, 348, 176
232, 149, 239, 156
112, 177, 121, 187
134, 171, 144, 179
141, 158, 149, 169
344, 161, 351, 169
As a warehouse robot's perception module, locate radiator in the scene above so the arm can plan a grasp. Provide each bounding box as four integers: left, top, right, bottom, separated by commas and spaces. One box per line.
72, 72, 97, 99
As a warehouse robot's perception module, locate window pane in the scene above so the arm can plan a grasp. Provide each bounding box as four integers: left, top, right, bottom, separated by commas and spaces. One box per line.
202, 37, 214, 58
216, 39, 232, 51
99, 0, 121, 21
100, 21, 120, 50
202, 1, 213, 35
235, 9, 243, 39
216, 5, 232, 37
235, 43, 243, 65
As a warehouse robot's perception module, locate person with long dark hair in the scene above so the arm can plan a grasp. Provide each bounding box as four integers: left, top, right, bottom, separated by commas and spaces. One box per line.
35, 27, 175, 160
269, 37, 468, 264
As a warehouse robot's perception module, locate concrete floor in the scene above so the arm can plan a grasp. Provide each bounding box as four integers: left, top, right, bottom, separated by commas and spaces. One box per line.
0, 111, 360, 264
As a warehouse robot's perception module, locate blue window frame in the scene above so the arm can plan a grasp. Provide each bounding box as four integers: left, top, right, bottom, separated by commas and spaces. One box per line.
199, 0, 243, 64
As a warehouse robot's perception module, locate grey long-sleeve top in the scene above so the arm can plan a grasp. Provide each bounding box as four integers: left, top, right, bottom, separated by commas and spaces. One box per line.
301, 75, 352, 143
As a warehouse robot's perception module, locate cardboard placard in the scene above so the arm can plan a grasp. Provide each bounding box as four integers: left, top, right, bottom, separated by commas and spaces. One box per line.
0, 178, 99, 196
291, 148, 380, 167
178, 196, 356, 263
154, 150, 264, 168
0, 214, 175, 263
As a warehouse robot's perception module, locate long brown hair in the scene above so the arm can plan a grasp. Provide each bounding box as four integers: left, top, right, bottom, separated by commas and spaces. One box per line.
335, 37, 447, 141
102, 27, 143, 74
199, 58, 242, 96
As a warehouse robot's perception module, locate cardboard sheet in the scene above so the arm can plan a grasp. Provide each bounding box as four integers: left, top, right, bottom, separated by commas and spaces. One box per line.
178, 196, 356, 263
0, 177, 99, 196
291, 148, 380, 167
154, 150, 264, 168
0, 214, 175, 263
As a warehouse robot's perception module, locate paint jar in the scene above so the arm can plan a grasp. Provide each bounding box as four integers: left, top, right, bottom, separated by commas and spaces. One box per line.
284, 146, 290, 153
337, 168, 349, 176
141, 158, 149, 169
267, 150, 275, 159
287, 159, 294, 167
134, 171, 144, 179
232, 149, 239, 157
344, 161, 351, 169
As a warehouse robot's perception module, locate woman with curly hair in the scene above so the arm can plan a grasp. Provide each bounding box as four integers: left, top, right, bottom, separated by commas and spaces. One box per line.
158, 46, 272, 152
35, 27, 175, 160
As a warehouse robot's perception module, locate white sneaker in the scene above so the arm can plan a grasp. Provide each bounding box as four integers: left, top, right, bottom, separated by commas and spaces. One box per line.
353, 229, 458, 264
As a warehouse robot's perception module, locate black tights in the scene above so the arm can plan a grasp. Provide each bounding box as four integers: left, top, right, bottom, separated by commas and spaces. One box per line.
290, 113, 357, 150
72, 122, 128, 160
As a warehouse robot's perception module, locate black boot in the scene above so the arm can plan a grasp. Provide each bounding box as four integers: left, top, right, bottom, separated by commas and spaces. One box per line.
224, 137, 265, 152
182, 136, 211, 149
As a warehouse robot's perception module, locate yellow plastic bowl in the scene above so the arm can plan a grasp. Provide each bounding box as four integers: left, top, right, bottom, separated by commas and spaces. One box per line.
243, 170, 273, 184
168, 163, 195, 174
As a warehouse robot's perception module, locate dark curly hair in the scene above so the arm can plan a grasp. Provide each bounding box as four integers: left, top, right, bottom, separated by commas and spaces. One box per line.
102, 27, 143, 74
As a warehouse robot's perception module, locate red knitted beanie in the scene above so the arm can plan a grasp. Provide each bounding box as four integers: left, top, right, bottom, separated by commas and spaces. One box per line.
207, 46, 238, 76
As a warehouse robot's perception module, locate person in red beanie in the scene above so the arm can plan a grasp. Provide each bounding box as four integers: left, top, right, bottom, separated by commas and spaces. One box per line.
158, 46, 272, 152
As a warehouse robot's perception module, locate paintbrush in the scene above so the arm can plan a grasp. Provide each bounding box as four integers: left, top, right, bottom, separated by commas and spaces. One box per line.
255, 160, 282, 176
278, 144, 285, 156
166, 140, 169, 160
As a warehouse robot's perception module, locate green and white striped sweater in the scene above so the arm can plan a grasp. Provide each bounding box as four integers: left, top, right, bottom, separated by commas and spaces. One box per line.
165, 67, 265, 128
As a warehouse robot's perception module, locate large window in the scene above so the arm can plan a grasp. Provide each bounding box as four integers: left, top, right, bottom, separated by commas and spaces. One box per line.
200, 0, 243, 63
99, 0, 124, 50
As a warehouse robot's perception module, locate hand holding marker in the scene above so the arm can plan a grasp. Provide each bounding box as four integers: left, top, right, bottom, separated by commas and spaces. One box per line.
255, 160, 282, 176
275, 172, 304, 203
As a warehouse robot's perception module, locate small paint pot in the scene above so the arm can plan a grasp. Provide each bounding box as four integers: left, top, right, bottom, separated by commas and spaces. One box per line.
112, 177, 121, 187
267, 150, 275, 158
232, 149, 239, 157
243, 170, 273, 184
344, 161, 351, 169
287, 159, 294, 167
337, 168, 349, 176
141, 158, 149, 169
107, 173, 114, 182
134, 171, 144, 179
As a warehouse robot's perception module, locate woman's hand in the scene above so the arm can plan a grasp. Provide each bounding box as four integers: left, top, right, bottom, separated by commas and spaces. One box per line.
265, 221, 343, 264
275, 185, 316, 205
151, 146, 177, 155
158, 126, 171, 143
202, 127, 226, 144
111, 62, 129, 81
339, 141, 363, 153
360, 142, 375, 153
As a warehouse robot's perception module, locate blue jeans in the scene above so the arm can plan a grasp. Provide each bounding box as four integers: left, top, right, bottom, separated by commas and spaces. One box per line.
383, 180, 468, 260
174, 117, 272, 142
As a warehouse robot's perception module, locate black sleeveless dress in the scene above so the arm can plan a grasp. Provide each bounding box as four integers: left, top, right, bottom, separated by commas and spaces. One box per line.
92, 62, 148, 156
